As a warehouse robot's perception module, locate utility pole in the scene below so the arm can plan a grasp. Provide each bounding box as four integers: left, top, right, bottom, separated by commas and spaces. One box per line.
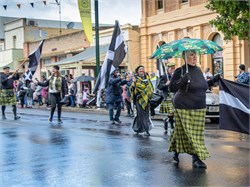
95, 0, 100, 77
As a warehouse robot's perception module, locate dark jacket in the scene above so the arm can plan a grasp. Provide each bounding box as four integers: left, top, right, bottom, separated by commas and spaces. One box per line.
0, 73, 19, 89
38, 76, 68, 97
169, 65, 218, 109
105, 73, 127, 104
157, 74, 172, 99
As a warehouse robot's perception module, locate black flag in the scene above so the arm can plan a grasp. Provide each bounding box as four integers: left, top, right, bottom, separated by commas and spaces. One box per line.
93, 20, 127, 93
219, 78, 249, 134
23, 40, 44, 80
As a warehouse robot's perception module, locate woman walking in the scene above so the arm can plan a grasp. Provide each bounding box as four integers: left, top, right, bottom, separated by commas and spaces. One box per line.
130, 65, 154, 136
158, 61, 176, 132
168, 50, 220, 168
35, 65, 68, 124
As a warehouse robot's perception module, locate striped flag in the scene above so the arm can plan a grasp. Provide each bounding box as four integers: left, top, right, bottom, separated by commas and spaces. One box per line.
23, 40, 44, 80
93, 20, 127, 93
219, 78, 249, 134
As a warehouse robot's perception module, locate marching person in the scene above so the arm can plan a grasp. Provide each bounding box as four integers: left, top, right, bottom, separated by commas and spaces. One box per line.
35, 65, 68, 124
168, 50, 220, 169
105, 68, 127, 125
130, 65, 154, 136
158, 61, 176, 132
0, 66, 20, 120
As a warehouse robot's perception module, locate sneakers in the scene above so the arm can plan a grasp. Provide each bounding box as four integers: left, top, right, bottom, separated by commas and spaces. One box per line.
110, 120, 115, 125
14, 116, 20, 120
114, 119, 122, 125
58, 119, 63, 124
2, 115, 6, 120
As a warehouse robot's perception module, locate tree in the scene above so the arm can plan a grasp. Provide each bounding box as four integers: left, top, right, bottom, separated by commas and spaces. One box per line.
206, 0, 249, 41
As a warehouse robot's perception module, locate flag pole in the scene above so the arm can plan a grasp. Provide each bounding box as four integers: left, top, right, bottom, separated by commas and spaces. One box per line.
12, 57, 29, 76
95, 0, 100, 78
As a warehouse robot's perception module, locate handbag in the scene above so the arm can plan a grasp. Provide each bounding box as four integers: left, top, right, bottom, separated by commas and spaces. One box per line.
60, 95, 70, 104
150, 92, 163, 109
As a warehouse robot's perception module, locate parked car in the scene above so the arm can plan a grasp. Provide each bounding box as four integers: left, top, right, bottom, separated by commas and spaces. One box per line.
205, 90, 219, 122
154, 90, 220, 123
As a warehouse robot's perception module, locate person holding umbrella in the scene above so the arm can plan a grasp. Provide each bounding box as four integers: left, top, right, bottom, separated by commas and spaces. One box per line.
168, 50, 220, 169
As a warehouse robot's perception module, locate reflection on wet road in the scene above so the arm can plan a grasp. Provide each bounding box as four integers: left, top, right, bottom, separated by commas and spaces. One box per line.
0, 110, 249, 187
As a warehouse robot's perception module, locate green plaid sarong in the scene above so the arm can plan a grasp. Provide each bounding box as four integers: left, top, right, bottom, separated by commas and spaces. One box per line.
168, 108, 210, 160
159, 94, 174, 114
0, 89, 17, 106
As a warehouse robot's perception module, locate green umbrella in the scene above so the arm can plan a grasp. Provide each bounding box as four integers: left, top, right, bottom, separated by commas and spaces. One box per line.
151, 38, 223, 61
150, 38, 223, 91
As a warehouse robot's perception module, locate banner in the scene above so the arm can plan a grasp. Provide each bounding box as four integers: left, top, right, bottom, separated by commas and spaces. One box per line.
219, 78, 249, 134
78, 0, 92, 43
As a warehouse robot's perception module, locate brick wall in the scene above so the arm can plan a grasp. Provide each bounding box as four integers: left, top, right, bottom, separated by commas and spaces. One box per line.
26, 31, 90, 58
190, 0, 204, 6
164, 0, 177, 12
147, 0, 155, 17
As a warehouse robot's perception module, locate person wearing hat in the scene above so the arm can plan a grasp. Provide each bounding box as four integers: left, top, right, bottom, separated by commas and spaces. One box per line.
105, 68, 127, 125
0, 66, 20, 120
157, 61, 176, 132
235, 64, 249, 84
35, 65, 68, 124
130, 65, 154, 136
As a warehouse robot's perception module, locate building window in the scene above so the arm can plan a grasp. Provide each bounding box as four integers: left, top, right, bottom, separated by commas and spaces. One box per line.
44, 58, 51, 65
181, 0, 188, 3
212, 33, 223, 77
157, 0, 163, 9
13, 36, 16, 48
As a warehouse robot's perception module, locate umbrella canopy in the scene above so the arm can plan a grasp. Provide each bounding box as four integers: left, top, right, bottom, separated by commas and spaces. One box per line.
150, 38, 223, 60
72, 75, 95, 82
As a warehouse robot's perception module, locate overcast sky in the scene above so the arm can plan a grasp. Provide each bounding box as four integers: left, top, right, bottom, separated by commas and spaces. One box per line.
0, 0, 141, 25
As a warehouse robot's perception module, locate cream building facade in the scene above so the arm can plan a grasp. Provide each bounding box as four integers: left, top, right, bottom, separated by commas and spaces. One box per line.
140, 0, 249, 81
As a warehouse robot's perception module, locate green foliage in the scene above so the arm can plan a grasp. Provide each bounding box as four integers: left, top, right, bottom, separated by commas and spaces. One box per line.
205, 0, 249, 41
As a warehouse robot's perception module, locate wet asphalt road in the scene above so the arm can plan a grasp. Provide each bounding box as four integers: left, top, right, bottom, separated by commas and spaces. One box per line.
0, 108, 249, 187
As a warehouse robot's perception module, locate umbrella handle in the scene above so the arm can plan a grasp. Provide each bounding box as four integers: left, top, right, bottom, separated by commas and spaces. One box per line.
185, 80, 190, 92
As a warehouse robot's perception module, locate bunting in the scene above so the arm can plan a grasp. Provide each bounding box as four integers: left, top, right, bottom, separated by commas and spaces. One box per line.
1, 1, 47, 10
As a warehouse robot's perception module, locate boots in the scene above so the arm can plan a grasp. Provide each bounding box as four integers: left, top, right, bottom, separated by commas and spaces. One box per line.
173, 152, 179, 163
192, 154, 207, 169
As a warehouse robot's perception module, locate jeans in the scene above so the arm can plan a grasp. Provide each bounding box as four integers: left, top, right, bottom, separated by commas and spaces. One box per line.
108, 102, 122, 121
69, 95, 75, 107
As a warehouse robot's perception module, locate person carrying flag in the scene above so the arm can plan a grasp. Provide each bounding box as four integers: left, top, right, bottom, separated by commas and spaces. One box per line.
0, 66, 20, 120
157, 61, 176, 132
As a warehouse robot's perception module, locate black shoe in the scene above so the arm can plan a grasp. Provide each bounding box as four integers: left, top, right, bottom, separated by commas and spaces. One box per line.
145, 131, 150, 136
14, 116, 20, 120
110, 120, 115, 125
163, 118, 169, 130
48, 117, 52, 123
173, 152, 179, 163
192, 159, 207, 169
58, 119, 63, 124
114, 119, 121, 124
2, 115, 6, 120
